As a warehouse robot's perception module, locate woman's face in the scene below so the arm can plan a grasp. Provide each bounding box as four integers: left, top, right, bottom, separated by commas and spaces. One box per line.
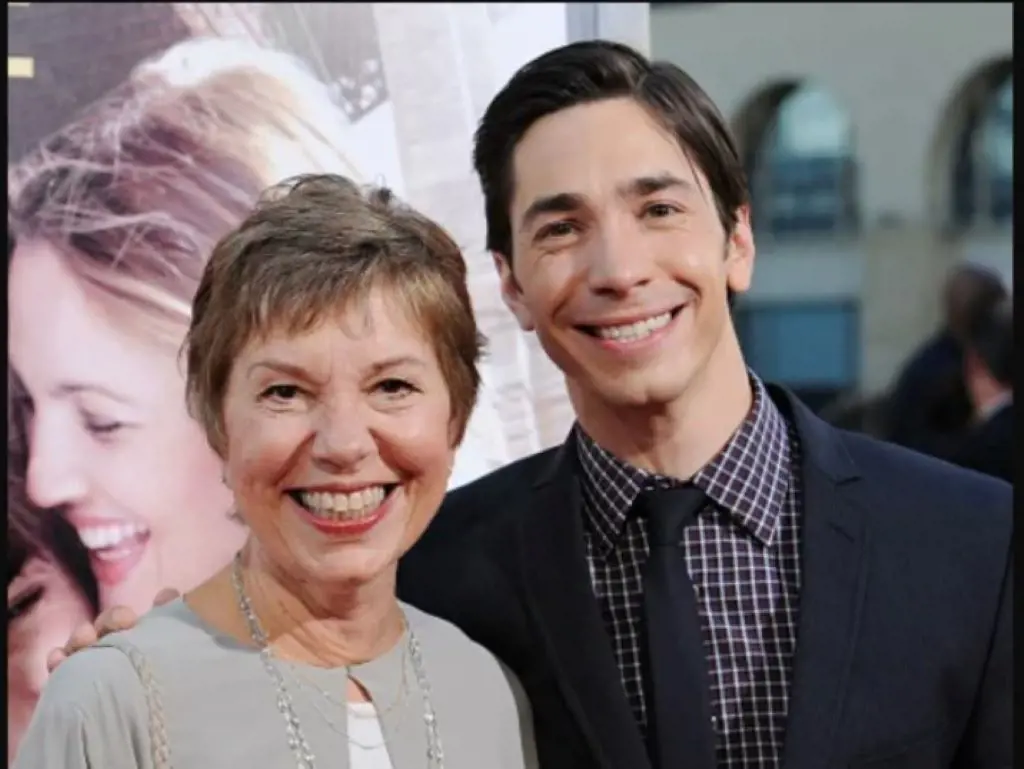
222, 285, 456, 588
8, 239, 247, 614
7, 554, 94, 763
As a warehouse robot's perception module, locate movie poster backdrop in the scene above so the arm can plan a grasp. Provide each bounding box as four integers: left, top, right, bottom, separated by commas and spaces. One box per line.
6, 3, 574, 758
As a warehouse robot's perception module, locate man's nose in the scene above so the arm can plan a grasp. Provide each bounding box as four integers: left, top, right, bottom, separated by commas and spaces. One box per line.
584, 220, 655, 296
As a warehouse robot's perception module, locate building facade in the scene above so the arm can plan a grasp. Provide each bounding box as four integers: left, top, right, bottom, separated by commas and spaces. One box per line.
652, 2, 1012, 404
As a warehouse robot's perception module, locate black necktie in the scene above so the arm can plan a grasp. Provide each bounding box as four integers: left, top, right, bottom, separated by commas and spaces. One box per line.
636, 485, 717, 769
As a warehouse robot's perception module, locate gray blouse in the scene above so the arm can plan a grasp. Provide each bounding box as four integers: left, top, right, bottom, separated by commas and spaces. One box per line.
13, 599, 538, 769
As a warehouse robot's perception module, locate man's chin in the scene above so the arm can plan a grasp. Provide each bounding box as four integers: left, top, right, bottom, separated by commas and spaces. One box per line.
586, 373, 694, 412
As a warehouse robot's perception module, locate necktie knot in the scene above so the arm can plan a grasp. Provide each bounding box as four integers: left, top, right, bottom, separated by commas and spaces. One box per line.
635, 484, 707, 547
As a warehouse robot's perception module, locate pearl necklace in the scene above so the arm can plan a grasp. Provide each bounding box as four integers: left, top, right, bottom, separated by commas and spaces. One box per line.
230, 554, 445, 768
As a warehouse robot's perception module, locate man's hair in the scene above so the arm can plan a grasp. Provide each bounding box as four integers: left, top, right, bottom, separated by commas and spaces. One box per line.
943, 264, 1008, 342
184, 174, 486, 455
965, 297, 1012, 388
473, 40, 749, 260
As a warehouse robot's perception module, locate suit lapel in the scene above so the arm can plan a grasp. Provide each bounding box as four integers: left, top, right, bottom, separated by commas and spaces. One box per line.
518, 439, 651, 769
772, 388, 871, 769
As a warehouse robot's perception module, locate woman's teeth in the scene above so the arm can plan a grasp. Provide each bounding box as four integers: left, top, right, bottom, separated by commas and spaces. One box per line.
593, 311, 672, 342
298, 487, 388, 521
77, 523, 149, 559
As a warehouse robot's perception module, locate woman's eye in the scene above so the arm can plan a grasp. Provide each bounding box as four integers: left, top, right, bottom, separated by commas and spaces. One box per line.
7, 585, 44, 623
83, 414, 125, 437
376, 379, 415, 398
261, 384, 301, 401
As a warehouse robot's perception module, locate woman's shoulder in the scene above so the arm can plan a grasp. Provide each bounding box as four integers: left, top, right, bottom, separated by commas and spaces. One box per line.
33, 599, 223, 722
402, 602, 495, 662
401, 603, 538, 768
14, 644, 152, 768
42, 641, 150, 712
402, 602, 524, 696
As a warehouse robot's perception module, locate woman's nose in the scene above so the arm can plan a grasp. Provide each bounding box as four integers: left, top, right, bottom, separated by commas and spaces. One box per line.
310, 406, 376, 471
27, 419, 89, 510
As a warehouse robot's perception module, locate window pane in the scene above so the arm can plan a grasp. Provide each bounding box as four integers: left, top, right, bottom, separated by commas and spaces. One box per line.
752, 84, 857, 237
735, 302, 859, 390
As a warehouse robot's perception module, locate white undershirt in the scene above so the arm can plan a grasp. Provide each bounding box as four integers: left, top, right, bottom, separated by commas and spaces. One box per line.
347, 703, 395, 769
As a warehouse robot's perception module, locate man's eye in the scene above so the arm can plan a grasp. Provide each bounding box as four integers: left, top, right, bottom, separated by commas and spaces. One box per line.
537, 221, 578, 240
644, 203, 680, 218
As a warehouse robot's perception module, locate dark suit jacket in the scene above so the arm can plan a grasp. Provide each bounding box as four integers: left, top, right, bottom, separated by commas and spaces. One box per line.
954, 403, 1013, 484
398, 386, 1012, 769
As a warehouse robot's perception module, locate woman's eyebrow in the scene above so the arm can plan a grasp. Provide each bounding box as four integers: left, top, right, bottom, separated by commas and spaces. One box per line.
52, 381, 132, 404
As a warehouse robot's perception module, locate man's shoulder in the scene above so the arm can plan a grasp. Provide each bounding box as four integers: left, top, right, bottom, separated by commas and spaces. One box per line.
837, 428, 1011, 538
426, 444, 562, 542
447, 445, 562, 503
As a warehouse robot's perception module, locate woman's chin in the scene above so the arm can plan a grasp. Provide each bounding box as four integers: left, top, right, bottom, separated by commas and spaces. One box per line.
290, 544, 399, 590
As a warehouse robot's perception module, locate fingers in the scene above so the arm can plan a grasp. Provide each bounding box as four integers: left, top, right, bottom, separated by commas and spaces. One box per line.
46, 647, 68, 673
96, 606, 139, 638
46, 621, 100, 672
153, 588, 181, 607
45, 592, 175, 675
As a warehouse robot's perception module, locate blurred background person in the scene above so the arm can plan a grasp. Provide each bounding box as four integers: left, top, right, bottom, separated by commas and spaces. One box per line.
7, 36, 361, 618
8, 364, 100, 764
882, 264, 1008, 461
953, 297, 1013, 482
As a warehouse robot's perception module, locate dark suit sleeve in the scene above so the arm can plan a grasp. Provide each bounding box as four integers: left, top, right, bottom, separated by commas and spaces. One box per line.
953, 549, 1012, 768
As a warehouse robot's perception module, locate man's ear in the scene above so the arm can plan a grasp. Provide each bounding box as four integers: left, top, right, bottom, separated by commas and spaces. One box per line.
725, 205, 756, 296
492, 251, 535, 332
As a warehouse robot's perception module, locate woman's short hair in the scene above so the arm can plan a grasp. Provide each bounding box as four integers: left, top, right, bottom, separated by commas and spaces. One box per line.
8, 37, 360, 350
184, 174, 486, 455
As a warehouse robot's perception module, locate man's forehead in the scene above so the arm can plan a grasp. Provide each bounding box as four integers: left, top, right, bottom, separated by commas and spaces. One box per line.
509, 99, 701, 202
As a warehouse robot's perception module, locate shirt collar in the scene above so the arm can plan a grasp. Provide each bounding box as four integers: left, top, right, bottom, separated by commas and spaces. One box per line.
576, 373, 793, 554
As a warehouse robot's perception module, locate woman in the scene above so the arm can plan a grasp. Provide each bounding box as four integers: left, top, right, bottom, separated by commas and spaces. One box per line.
14, 174, 537, 769
7, 37, 363, 616
8, 369, 99, 764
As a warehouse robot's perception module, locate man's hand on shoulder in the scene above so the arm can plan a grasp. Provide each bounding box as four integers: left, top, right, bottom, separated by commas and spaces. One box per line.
46, 588, 180, 672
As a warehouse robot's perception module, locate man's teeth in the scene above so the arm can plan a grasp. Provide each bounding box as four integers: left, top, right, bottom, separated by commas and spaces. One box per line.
77, 523, 149, 551
594, 312, 672, 342
299, 487, 388, 521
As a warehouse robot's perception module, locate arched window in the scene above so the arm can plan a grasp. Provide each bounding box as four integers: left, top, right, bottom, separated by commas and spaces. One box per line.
952, 75, 1012, 229
749, 85, 858, 238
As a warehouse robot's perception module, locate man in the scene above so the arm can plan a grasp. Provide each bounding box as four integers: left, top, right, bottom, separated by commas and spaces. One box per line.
953, 298, 1013, 483
884, 264, 1008, 462
51, 42, 1012, 769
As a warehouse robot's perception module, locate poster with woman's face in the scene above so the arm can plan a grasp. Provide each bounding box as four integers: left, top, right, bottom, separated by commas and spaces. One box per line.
7, 3, 571, 759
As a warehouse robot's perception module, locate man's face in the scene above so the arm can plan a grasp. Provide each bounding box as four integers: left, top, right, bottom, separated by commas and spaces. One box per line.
497, 97, 755, 412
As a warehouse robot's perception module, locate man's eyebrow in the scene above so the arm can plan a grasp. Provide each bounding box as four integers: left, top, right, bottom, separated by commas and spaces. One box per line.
518, 173, 697, 233
617, 173, 695, 198
518, 192, 587, 234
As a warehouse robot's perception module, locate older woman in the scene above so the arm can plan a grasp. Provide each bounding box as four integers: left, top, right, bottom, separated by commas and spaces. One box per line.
13, 174, 537, 769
